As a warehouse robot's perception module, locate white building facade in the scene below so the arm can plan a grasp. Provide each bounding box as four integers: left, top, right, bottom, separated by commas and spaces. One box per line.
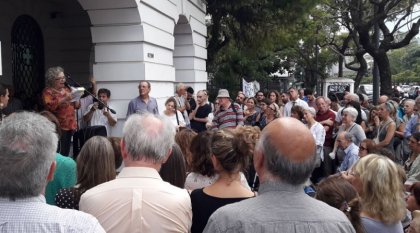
0, 0, 207, 136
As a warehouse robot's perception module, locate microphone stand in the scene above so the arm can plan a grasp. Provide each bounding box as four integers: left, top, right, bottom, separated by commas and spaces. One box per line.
65, 73, 116, 114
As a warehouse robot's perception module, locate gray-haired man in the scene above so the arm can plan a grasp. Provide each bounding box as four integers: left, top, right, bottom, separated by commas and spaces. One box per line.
0, 112, 104, 232
80, 113, 192, 233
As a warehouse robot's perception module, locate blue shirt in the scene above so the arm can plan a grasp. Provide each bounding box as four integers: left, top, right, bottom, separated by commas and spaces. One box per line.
404, 114, 419, 138
126, 96, 159, 117
339, 143, 359, 172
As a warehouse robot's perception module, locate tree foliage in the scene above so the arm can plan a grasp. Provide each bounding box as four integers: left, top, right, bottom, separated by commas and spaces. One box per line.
206, 0, 320, 92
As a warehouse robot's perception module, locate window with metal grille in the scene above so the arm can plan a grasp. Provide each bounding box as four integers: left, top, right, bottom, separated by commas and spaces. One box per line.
11, 15, 45, 110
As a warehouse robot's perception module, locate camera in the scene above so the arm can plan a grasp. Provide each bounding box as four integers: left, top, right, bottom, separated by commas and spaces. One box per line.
98, 102, 104, 110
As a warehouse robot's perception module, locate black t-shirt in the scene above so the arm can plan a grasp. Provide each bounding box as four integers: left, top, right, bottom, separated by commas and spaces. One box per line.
190, 104, 212, 133
188, 98, 197, 115
190, 188, 252, 233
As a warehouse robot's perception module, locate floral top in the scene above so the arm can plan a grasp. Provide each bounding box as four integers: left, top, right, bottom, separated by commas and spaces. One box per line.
42, 87, 77, 130
244, 111, 259, 126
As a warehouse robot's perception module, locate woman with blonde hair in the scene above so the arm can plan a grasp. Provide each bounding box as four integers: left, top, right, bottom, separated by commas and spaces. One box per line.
345, 154, 405, 233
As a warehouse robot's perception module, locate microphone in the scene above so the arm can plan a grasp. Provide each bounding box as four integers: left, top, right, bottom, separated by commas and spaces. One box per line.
65, 72, 117, 114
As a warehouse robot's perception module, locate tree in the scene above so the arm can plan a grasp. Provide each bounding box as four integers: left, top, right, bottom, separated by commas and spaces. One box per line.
206, 0, 320, 93
345, 0, 420, 96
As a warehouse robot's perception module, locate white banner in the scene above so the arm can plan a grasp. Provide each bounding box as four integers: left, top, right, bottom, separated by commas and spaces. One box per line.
242, 78, 260, 97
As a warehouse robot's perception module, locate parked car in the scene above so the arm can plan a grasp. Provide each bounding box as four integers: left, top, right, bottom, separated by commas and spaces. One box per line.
408, 85, 420, 99
359, 84, 373, 100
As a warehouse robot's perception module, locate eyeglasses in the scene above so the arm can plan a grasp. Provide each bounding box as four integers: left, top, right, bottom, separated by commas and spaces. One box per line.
55, 77, 65, 81
359, 146, 367, 151
214, 102, 219, 105
197, 95, 203, 98
269, 106, 276, 112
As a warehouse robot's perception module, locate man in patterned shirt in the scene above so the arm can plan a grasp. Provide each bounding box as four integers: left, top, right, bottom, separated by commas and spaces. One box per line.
211, 89, 244, 129
0, 112, 104, 233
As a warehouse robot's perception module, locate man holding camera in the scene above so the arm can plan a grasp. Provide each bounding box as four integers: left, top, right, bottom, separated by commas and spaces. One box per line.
83, 88, 117, 136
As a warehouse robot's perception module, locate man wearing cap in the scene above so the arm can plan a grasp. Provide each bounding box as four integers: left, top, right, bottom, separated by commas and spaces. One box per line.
204, 118, 355, 233
212, 89, 244, 129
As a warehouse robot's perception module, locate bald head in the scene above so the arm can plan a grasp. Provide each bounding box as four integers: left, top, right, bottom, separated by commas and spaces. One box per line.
379, 95, 389, 104
256, 118, 316, 185
264, 118, 315, 162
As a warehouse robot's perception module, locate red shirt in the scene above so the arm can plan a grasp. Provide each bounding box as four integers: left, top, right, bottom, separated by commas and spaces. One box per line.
43, 87, 77, 131
315, 109, 336, 147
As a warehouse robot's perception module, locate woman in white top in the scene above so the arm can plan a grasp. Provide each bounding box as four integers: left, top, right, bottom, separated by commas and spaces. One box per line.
162, 97, 185, 131
303, 107, 326, 168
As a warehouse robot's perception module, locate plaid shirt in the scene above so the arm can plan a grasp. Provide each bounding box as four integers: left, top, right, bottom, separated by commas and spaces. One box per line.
0, 195, 104, 232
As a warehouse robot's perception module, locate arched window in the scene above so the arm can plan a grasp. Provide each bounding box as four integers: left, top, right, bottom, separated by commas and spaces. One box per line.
11, 15, 45, 110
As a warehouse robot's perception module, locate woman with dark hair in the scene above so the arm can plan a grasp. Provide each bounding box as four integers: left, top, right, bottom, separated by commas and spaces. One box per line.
55, 136, 116, 210
42, 66, 80, 156
316, 175, 365, 233
268, 90, 284, 117
361, 106, 379, 139
358, 139, 375, 158
175, 128, 197, 171
161, 97, 185, 130
243, 97, 260, 126
407, 182, 420, 213
159, 143, 187, 188
190, 129, 255, 233
291, 105, 305, 122
405, 133, 420, 187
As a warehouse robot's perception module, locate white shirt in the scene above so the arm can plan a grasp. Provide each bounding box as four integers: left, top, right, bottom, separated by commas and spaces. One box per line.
284, 98, 309, 117
0, 195, 104, 233
310, 122, 326, 147
161, 111, 186, 128
84, 103, 117, 136
80, 167, 192, 233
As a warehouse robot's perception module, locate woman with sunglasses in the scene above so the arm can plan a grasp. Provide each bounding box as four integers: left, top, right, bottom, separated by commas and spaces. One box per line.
258, 100, 279, 129
358, 139, 375, 158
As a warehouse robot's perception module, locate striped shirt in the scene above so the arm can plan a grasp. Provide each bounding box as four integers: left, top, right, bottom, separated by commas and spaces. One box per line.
212, 103, 244, 129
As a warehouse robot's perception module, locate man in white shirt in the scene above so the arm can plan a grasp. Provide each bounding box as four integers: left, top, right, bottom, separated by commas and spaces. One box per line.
284, 87, 309, 117
0, 112, 104, 233
83, 88, 117, 136
80, 113, 192, 233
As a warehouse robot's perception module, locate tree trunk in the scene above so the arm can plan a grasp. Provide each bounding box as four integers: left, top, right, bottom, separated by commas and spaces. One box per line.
338, 56, 343, 77
374, 51, 393, 96
353, 53, 368, 91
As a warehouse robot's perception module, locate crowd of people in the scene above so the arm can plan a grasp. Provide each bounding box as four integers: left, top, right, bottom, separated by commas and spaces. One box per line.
1, 65, 420, 232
